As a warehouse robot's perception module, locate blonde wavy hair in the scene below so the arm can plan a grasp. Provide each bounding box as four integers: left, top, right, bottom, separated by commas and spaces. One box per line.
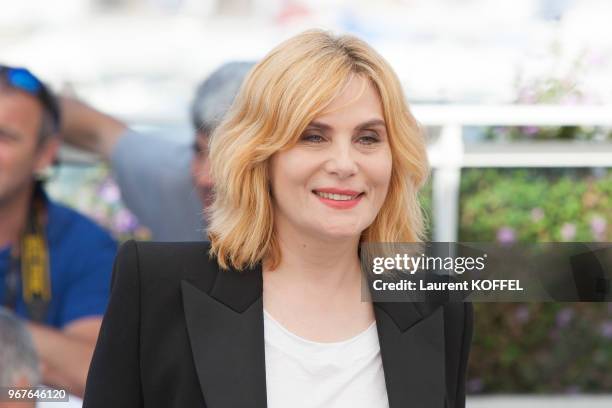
207, 29, 429, 270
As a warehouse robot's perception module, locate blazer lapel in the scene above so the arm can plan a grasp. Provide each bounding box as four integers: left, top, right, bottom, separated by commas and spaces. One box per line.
181, 255, 446, 408
181, 262, 267, 408
374, 302, 447, 408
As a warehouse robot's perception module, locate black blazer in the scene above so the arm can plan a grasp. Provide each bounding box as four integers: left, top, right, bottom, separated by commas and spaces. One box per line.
83, 240, 473, 408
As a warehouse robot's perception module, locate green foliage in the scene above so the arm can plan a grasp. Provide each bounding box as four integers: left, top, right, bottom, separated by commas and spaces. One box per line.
459, 168, 612, 242
484, 125, 611, 141
469, 302, 612, 393
418, 180, 433, 239
456, 168, 612, 393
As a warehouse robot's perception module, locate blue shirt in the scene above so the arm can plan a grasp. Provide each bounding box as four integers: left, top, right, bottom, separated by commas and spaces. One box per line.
0, 194, 117, 329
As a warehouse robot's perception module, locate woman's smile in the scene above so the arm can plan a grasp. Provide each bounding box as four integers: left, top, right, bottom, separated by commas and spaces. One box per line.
312, 188, 365, 209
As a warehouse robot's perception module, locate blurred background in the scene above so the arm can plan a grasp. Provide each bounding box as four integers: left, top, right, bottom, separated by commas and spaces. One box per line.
2, 0, 611, 406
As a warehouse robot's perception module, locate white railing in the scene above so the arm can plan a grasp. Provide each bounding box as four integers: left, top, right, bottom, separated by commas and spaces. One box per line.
59, 104, 612, 242
412, 105, 612, 242
467, 395, 612, 407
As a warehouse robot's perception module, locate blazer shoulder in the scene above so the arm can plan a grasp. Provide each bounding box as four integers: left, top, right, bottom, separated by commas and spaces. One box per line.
119, 240, 219, 285
131, 240, 212, 259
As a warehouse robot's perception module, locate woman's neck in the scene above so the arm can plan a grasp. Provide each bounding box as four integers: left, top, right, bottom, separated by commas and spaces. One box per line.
262, 223, 374, 342
267, 222, 362, 291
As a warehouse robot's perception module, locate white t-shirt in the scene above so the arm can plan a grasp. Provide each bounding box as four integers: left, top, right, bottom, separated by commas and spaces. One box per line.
264, 310, 389, 408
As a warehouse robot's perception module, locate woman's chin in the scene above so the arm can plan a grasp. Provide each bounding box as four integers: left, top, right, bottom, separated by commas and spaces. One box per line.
316, 225, 365, 241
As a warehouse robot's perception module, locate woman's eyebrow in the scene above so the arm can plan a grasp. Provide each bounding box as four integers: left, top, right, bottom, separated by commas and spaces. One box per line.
306, 119, 386, 131
356, 119, 386, 130
306, 121, 332, 131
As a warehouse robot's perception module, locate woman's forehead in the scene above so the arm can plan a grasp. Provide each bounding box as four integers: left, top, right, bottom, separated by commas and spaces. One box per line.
312, 76, 384, 126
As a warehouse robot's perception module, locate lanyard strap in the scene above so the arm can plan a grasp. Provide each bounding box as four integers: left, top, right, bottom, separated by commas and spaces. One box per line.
4, 182, 51, 322
5, 247, 20, 310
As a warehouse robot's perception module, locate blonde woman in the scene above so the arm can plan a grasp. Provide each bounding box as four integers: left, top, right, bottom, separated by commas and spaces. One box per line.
83, 30, 473, 408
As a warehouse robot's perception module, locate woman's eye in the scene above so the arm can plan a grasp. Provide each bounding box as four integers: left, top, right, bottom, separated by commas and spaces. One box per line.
301, 134, 325, 143
357, 133, 380, 145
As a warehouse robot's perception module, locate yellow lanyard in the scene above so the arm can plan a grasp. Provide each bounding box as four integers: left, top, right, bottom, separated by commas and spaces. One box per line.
4, 182, 51, 322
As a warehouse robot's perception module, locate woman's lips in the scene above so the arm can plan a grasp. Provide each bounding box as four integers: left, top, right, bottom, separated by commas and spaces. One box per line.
314, 188, 361, 196
312, 190, 364, 209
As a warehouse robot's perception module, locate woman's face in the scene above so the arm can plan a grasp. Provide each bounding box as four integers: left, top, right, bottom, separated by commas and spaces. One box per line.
269, 75, 392, 241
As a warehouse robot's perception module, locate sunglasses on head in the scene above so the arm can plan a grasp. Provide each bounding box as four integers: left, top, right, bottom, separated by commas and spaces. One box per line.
0, 64, 61, 131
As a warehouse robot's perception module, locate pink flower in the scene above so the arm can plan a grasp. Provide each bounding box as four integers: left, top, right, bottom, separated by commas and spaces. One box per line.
531, 207, 544, 222
98, 179, 120, 203
560, 94, 583, 105
496, 227, 516, 244
590, 215, 607, 241
113, 209, 138, 233
467, 378, 483, 393
600, 321, 612, 339
560, 223, 576, 241
522, 126, 540, 136
565, 385, 581, 394
514, 305, 530, 324
556, 308, 574, 328
588, 51, 608, 67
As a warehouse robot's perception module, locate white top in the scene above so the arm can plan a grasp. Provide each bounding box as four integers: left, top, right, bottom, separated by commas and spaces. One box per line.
263, 310, 389, 408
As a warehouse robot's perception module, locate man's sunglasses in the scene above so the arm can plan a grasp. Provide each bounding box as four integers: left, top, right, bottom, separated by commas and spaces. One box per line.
0, 65, 61, 131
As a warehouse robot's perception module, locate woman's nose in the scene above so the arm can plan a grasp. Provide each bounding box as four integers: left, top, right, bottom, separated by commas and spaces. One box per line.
323, 138, 358, 179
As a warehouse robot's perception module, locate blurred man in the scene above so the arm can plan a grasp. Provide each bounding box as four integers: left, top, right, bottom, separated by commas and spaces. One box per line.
0, 307, 39, 408
61, 62, 254, 241
0, 65, 117, 397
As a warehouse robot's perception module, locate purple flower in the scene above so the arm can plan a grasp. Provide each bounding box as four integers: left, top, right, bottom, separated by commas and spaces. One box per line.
556, 308, 574, 328
514, 305, 530, 324
565, 385, 581, 394
467, 378, 484, 393
522, 126, 540, 136
113, 209, 138, 233
531, 207, 544, 222
497, 227, 516, 244
560, 223, 576, 241
492, 126, 510, 138
98, 179, 120, 203
590, 215, 607, 241
600, 321, 612, 339
588, 51, 608, 67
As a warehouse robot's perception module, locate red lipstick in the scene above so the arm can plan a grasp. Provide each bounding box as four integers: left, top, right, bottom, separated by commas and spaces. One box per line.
312, 188, 364, 210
